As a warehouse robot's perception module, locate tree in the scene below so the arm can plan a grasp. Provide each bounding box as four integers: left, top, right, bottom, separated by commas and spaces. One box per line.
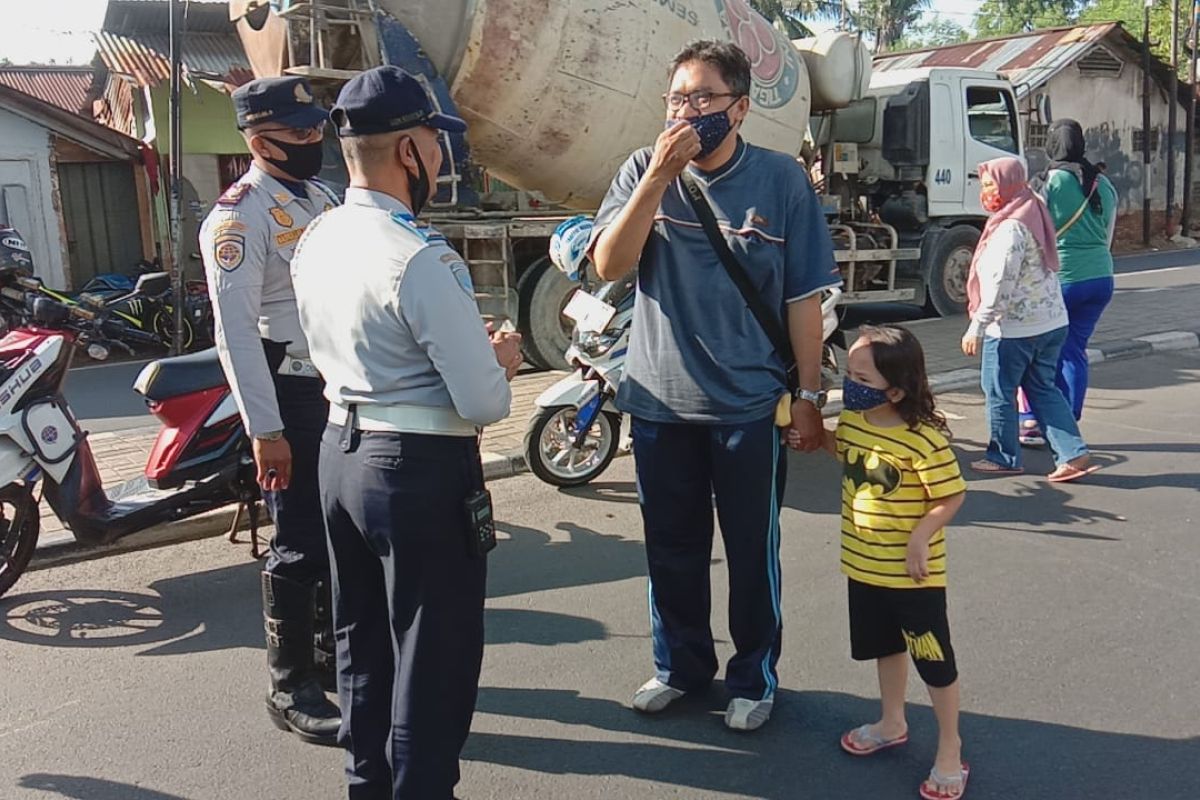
857, 0, 932, 52
892, 16, 971, 50
1080, 0, 1177, 73
974, 0, 1080, 37
749, 0, 844, 38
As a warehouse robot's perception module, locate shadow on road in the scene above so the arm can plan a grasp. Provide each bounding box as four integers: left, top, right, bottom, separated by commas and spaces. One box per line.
467, 687, 1199, 800
18, 774, 192, 800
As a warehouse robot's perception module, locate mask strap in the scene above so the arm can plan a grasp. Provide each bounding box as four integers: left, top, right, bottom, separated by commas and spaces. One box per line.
404, 137, 431, 216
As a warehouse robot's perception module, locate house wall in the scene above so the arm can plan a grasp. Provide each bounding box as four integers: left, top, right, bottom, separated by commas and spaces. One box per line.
149, 82, 248, 156
1027, 63, 1186, 215
0, 107, 69, 288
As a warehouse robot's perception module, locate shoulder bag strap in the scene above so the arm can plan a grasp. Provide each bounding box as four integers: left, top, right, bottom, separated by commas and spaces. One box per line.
1055, 182, 1098, 238
680, 172, 796, 373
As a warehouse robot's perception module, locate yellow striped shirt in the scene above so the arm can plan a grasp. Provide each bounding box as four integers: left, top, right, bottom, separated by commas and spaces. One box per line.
836, 411, 966, 588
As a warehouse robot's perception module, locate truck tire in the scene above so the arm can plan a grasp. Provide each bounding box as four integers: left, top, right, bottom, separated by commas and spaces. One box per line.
924, 225, 980, 318
518, 256, 576, 372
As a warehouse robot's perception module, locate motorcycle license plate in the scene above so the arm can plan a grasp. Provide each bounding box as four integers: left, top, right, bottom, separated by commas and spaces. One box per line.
563, 290, 616, 333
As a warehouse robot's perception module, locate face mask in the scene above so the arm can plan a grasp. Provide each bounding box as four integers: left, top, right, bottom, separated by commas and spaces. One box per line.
981, 185, 1003, 213
667, 108, 734, 159
260, 137, 323, 181
842, 377, 892, 412
403, 137, 432, 216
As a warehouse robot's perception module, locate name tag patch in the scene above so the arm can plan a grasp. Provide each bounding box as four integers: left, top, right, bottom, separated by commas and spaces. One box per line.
275, 227, 305, 247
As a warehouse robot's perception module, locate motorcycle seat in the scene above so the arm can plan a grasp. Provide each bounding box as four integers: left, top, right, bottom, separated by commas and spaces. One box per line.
136, 347, 227, 401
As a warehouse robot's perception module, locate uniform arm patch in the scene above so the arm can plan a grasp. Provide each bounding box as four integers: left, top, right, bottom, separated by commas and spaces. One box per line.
213, 232, 246, 271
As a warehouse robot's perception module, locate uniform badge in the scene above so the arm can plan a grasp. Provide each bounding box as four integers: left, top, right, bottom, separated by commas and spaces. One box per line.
323, 203, 333, 212
217, 183, 250, 207
213, 232, 246, 271
275, 227, 305, 247
270, 207, 294, 228
449, 260, 475, 296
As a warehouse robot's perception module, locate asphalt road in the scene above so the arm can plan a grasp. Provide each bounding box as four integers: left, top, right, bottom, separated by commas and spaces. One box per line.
2, 350, 1197, 800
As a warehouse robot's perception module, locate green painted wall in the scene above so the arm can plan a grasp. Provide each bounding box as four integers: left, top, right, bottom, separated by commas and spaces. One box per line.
149, 82, 248, 155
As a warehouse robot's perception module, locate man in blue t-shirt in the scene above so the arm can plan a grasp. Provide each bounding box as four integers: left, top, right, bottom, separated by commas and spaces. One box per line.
589, 40, 841, 731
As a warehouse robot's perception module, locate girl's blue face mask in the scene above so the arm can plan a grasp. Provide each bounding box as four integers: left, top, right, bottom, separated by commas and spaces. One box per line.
842, 377, 892, 411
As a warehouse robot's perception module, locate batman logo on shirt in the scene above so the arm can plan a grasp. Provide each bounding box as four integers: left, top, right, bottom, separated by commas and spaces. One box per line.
843, 447, 901, 499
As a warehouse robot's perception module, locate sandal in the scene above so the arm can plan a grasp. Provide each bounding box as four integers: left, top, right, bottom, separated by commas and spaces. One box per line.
919, 762, 970, 799
1047, 461, 1100, 483
839, 723, 909, 756
970, 459, 1024, 475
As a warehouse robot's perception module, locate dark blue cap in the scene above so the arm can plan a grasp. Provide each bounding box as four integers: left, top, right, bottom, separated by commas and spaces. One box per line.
331, 65, 466, 137
233, 76, 329, 130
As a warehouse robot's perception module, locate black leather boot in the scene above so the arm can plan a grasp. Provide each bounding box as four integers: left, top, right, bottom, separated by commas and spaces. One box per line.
312, 579, 337, 693
262, 571, 341, 746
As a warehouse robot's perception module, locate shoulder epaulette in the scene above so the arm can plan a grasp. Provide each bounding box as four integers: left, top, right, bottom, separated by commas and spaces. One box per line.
217, 183, 251, 207
389, 210, 429, 241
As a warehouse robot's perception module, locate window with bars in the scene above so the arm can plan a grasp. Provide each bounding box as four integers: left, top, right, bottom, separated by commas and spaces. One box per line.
1133, 128, 1160, 155
1027, 122, 1049, 149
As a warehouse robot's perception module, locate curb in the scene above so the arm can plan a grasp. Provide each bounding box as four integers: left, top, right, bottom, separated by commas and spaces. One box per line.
29, 329, 1200, 573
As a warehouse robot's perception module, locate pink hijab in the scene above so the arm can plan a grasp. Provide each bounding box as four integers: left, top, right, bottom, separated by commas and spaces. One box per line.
967, 157, 1060, 316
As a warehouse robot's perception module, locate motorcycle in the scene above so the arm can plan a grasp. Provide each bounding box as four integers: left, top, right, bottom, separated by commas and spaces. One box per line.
0, 275, 260, 598
525, 280, 844, 487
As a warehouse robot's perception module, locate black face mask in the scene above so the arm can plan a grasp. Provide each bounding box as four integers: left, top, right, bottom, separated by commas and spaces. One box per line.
403, 137, 432, 216
260, 136, 324, 181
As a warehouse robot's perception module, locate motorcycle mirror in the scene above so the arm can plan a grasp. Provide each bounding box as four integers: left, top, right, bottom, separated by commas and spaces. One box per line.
134, 271, 171, 297
31, 296, 69, 326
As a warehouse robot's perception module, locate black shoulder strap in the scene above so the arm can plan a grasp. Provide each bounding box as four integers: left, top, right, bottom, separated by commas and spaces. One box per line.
680, 172, 795, 367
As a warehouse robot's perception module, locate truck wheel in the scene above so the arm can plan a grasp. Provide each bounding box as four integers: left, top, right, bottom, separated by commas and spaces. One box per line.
0, 484, 40, 599
925, 226, 980, 317
518, 256, 576, 372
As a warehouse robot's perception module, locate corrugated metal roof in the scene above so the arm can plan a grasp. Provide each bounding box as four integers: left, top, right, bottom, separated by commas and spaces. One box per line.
0, 67, 93, 115
103, 0, 232, 35
874, 23, 1125, 97
93, 29, 253, 88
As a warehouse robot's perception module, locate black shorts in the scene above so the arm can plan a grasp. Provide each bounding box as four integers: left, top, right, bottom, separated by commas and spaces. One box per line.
848, 578, 958, 688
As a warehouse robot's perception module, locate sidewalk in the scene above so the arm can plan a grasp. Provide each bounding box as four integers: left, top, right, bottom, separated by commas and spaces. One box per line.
34, 264, 1200, 554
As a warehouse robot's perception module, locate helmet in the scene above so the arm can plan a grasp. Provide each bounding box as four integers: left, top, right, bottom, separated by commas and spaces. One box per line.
0, 226, 33, 275
548, 215, 593, 282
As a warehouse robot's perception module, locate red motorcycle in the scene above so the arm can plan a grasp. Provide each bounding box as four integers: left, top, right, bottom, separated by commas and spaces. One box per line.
0, 275, 260, 597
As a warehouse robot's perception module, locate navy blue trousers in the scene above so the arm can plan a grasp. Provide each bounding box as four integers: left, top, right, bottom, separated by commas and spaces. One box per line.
631, 415, 786, 701
319, 426, 486, 800
263, 374, 329, 584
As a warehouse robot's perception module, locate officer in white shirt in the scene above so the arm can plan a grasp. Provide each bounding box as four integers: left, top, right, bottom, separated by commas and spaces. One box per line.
292, 65, 521, 800
198, 76, 340, 745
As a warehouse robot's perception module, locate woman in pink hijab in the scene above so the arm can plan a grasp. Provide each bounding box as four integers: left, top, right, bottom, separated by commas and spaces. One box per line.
960, 157, 1095, 481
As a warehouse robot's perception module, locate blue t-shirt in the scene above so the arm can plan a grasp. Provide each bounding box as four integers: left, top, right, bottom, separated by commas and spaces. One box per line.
591, 139, 841, 423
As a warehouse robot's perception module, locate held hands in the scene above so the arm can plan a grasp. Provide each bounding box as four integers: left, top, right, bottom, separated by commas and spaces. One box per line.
647, 122, 701, 183
906, 537, 931, 583
783, 398, 823, 452
253, 436, 292, 492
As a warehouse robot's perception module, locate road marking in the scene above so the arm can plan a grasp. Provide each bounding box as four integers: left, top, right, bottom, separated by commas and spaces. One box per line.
1116, 265, 1191, 279
71, 358, 152, 373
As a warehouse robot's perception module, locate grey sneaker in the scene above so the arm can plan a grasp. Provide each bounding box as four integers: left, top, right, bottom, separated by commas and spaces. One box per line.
632, 678, 686, 713
724, 696, 774, 731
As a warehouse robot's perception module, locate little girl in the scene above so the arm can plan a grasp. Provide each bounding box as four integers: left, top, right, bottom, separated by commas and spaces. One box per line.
807, 325, 970, 799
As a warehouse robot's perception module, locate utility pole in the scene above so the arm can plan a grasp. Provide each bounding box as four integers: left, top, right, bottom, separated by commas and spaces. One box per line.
169, 0, 185, 356
1168, 0, 1180, 235
1144, 0, 1153, 246
1184, 1, 1199, 233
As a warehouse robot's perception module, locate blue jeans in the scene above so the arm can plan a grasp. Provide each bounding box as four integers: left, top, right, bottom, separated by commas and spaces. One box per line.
630, 415, 785, 701
981, 328, 1089, 469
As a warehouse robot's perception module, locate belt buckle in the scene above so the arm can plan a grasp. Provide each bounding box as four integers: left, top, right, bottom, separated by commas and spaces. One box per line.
282, 358, 316, 378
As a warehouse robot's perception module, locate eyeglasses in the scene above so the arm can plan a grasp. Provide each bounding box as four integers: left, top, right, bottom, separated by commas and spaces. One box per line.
256, 121, 327, 141
662, 91, 742, 112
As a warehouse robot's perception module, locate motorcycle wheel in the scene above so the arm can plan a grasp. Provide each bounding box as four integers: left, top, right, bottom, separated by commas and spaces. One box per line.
0, 484, 41, 599
524, 406, 621, 487
152, 311, 195, 351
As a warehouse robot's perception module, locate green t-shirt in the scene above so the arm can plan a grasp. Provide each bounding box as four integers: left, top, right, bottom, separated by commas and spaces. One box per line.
1043, 169, 1117, 284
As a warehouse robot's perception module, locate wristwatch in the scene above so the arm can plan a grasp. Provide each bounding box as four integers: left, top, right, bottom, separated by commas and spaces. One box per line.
794, 388, 828, 409
255, 430, 284, 442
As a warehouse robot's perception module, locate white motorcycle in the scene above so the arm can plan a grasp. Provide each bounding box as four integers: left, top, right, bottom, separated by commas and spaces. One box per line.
525, 278, 843, 488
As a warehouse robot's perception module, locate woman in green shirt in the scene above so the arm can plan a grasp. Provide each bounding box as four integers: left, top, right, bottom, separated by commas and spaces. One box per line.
1020, 119, 1117, 442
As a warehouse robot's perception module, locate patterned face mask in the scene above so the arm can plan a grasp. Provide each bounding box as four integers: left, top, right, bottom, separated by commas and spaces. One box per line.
842, 377, 892, 411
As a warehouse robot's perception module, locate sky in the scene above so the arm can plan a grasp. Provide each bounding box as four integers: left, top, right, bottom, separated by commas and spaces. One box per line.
1, 0, 986, 66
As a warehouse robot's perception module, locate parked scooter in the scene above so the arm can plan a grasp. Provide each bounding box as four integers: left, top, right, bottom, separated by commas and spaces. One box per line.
0, 281, 260, 598
526, 274, 845, 488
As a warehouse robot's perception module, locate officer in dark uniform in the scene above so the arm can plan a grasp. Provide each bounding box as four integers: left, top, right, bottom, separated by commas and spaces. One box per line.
291, 66, 522, 799
199, 76, 340, 745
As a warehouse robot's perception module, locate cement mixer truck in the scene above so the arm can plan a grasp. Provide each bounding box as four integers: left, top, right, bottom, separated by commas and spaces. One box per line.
228, 0, 1024, 370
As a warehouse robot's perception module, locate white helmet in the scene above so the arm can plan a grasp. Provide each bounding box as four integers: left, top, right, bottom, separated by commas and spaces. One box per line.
548, 215, 593, 282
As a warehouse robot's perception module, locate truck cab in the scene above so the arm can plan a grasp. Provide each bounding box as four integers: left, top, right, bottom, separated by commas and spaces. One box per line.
819, 67, 1024, 314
